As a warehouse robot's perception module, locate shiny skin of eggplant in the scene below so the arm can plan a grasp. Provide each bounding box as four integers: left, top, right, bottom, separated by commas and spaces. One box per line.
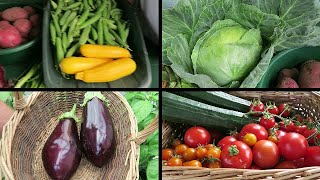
42, 118, 82, 180
81, 97, 115, 167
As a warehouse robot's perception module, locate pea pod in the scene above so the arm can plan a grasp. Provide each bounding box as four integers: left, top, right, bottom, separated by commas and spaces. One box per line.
79, 3, 84, 14
50, 22, 56, 45
61, 11, 77, 32
64, 2, 82, 10
62, 33, 69, 52
104, 19, 117, 30
116, 20, 129, 43
66, 43, 81, 58
55, 0, 64, 16
50, 0, 58, 9
88, 0, 95, 10
78, 13, 101, 30
109, 29, 129, 49
59, 10, 71, 26
79, 26, 91, 45
88, 39, 96, 44
83, 0, 90, 10
91, 28, 98, 41
102, 21, 116, 45
96, 0, 107, 15
68, 17, 78, 43
56, 37, 64, 64
97, 19, 104, 45
77, 9, 90, 27
51, 13, 61, 37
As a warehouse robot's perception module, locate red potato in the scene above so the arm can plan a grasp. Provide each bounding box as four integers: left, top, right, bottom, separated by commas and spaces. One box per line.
29, 26, 40, 38
14, 19, 32, 38
2, 7, 28, 22
276, 77, 299, 88
29, 14, 40, 26
23, 6, 36, 16
278, 68, 299, 82
0, 20, 10, 28
298, 60, 320, 88
0, 24, 22, 48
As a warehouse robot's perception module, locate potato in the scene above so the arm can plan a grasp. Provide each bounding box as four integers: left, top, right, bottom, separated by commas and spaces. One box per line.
277, 68, 299, 82
298, 60, 320, 88
276, 77, 299, 88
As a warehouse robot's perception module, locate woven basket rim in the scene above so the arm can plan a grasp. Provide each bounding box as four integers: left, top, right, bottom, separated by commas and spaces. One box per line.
0, 91, 156, 180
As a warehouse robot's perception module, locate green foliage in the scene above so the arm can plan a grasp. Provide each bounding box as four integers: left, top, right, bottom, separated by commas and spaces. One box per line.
125, 92, 159, 180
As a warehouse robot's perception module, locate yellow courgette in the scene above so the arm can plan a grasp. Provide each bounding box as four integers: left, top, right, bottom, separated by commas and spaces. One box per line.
59, 57, 112, 74
75, 58, 137, 82
80, 44, 132, 58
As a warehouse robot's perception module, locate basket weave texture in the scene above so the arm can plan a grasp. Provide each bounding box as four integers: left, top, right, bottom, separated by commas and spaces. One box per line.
162, 91, 320, 180
0, 91, 158, 180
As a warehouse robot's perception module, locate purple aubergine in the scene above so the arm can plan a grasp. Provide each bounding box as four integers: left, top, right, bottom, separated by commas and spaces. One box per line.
42, 104, 81, 180
80, 93, 115, 167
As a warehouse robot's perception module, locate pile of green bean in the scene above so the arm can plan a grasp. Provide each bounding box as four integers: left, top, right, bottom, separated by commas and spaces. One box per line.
50, 0, 130, 65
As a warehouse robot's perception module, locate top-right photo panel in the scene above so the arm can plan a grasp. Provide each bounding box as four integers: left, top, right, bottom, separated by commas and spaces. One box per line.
162, 0, 320, 88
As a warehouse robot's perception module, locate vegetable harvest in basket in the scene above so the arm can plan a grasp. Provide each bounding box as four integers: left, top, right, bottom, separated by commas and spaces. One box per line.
42, 92, 115, 180
49, 0, 136, 83
162, 0, 320, 88
162, 92, 320, 171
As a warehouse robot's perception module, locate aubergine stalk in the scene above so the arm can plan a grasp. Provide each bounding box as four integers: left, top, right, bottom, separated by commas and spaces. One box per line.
42, 104, 82, 180
80, 92, 115, 167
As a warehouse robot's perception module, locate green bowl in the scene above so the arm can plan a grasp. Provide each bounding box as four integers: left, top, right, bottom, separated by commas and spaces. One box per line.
0, 2, 41, 80
257, 46, 320, 88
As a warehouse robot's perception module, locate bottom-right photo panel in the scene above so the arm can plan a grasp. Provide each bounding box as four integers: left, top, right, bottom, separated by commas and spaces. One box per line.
162, 91, 318, 179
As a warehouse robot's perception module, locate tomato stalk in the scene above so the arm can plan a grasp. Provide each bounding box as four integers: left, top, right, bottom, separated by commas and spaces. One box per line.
228, 145, 239, 156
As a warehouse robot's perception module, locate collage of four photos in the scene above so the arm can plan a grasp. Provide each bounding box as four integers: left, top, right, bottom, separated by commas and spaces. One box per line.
1, 0, 320, 180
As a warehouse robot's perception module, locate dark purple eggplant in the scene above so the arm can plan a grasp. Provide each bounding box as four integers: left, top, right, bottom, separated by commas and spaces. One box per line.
42, 104, 81, 180
80, 92, 115, 167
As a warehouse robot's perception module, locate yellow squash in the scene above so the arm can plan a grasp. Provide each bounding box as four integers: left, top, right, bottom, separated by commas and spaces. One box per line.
59, 57, 112, 74
80, 44, 132, 58
75, 58, 137, 82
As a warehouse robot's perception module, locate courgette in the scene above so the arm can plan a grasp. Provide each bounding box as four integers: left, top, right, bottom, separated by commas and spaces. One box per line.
173, 91, 250, 112
163, 92, 258, 130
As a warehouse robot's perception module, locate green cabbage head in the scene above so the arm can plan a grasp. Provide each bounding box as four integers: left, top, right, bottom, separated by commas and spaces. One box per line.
191, 19, 263, 87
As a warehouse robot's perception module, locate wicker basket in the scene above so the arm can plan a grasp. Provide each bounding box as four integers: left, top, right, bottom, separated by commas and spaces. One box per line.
0, 91, 158, 180
162, 91, 320, 180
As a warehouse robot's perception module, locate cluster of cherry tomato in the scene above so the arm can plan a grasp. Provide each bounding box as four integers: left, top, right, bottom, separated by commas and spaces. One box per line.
162, 99, 320, 169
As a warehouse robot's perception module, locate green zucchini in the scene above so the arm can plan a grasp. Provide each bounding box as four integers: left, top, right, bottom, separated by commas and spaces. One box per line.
163, 92, 258, 130
173, 91, 250, 113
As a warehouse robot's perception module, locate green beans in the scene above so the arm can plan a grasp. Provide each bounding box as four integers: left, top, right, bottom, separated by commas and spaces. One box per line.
88, 39, 96, 44
78, 13, 101, 30
59, 10, 71, 26
91, 27, 98, 41
88, 0, 95, 10
50, 0, 58, 9
62, 33, 69, 52
102, 21, 116, 45
104, 19, 117, 30
51, 13, 61, 37
117, 20, 129, 43
64, 2, 82, 10
66, 43, 80, 57
68, 17, 78, 43
110, 29, 129, 49
97, 19, 104, 45
61, 11, 77, 32
96, 0, 107, 15
55, 0, 64, 16
50, 22, 56, 45
56, 37, 64, 64
79, 26, 91, 45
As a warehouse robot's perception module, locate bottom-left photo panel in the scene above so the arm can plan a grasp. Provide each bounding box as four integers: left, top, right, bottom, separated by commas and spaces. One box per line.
0, 91, 159, 180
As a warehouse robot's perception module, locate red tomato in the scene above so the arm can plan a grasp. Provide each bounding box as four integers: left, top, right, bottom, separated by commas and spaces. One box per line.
217, 136, 237, 149
252, 140, 280, 169
276, 130, 287, 141
167, 157, 183, 166
162, 148, 174, 161
229, 129, 240, 139
267, 104, 279, 115
293, 114, 303, 123
249, 99, 264, 117
275, 161, 296, 169
278, 133, 309, 160
239, 123, 268, 141
259, 115, 276, 130
220, 141, 252, 169
184, 126, 211, 148
183, 148, 197, 161
294, 125, 307, 134
292, 158, 305, 168
303, 129, 320, 145
279, 121, 295, 132
278, 103, 291, 117
304, 146, 320, 166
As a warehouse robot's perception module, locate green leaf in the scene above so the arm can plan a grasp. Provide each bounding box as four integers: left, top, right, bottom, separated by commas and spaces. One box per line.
132, 100, 154, 124
0, 92, 12, 103
146, 130, 159, 145
149, 144, 159, 157
138, 113, 156, 131
139, 145, 150, 169
147, 158, 159, 180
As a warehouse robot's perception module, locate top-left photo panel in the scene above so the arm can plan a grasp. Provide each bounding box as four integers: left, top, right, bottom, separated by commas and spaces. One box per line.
0, 0, 159, 88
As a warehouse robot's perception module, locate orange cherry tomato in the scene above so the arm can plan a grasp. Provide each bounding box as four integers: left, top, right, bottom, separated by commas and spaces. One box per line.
196, 147, 208, 159
183, 148, 197, 161
207, 161, 222, 168
242, 133, 257, 146
205, 144, 215, 150
268, 135, 278, 144
206, 146, 221, 159
162, 148, 174, 161
167, 157, 183, 166
183, 160, 202, 167
175, 144, 188, 155
172, 139, 182, 148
